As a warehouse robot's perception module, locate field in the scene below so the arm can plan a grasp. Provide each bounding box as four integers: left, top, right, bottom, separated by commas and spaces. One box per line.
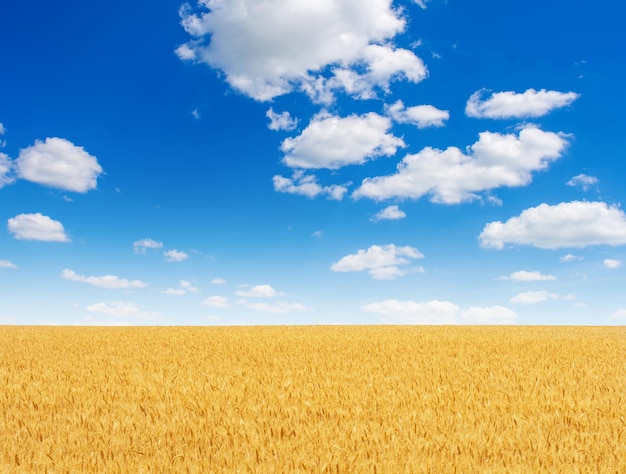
0, 326, 624, 472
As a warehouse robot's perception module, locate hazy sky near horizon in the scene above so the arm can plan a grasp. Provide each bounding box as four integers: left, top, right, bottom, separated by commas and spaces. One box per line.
1, 0, 625, 325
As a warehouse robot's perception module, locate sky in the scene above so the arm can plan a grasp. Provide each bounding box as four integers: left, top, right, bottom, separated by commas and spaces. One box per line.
1, 0, 625, 325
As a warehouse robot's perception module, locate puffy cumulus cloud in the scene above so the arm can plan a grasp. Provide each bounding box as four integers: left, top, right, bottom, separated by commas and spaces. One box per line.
281, 111, 404, 169
480, 201, 626, 249
372, 205, 406, 222
203, 296, 231, 308
0, 260, 18, 269
133, 238, 164, 254
331, 244, 423, 280
266, 108, 298, 131
15, 138, 102, 192
353, 126, 569, 204
163, 279, 199, 295
567, 174, 599, 191
8, 213, 70, 242
273, 172, 348, 200
61, 269, 148, 289
465, 88, 580, 119
498, 270, 556, 281
235, 284, 280, 298
560, 254, 582, 263
385, 100, 449, 128
460, 306, 517, 324
361, 299, 459, 324
510, 290, 559, 304
0, 153, 14, 188
243, 301, 312, 314
604, 258, 622, 269
86, 301, 160, 319
164, 249, 189, 262
176, 0, 426, 102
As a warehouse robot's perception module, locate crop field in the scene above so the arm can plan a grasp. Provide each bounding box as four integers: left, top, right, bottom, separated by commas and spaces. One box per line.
0, 325, 624, 472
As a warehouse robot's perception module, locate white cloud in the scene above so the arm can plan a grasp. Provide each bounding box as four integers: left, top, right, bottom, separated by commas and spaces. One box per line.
331, 244, 424, 280
372, 205, 406, 221
510, 290, 558, 304
61, 269, 148, 289
413, 0, 429, 9
211, 277, 227, 284
164, 249, 189, 262
0, 153, 14, 188
273, 171, 348, 200
460, 306, 517, 324
203, 296, 231, 308
560, 254, 582, 263
8, 213, 70, 242
385, 100, 449, 128
133, 238, 164, 254
0, 260, 18, 269
567, 174, 599, 191
466, 88, 580, 119
353, 126, 569, 204
604, 258, 621, 269
266, 108, 298, 131
281, 111, 404, 169
312, 230, 323, 238
15, 137, 103, 192
244, 301, 312, 314
498, 270, 556, 281
361, 299, 459, 324
480, 201, 626, 249
176, 0, 426, 102
609, 309, 626, 321
163, 279, 199, 295
86, 301, 159, 319
235, 284, 279, 298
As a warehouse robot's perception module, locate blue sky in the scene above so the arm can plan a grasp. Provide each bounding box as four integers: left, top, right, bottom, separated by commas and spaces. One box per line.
1, 0, 625, 325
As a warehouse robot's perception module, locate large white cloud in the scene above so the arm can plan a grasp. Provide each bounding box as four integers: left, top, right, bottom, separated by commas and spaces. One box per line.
15, 138, 103, 192
331, 244, 423, 280
353, 126, 569, 204
176, 0, 426, 102
8, 213, 70, 242
273, 172, 348, 200
61, 269, 148, 289
385, 100, 449, 128
281, 111, 404, 169
466, 88, 580, 119
480, 201, 626, 249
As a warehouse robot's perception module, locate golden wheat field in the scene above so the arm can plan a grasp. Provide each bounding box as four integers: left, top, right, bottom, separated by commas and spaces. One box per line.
0, 325, 624, 473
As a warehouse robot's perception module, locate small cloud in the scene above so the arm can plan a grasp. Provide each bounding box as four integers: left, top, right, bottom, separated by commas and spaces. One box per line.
331, 244, 424, 280
235, 284, 280, 298
609, 309, 626, 320
510, 290, 558, 304
180, 280, 198, 292
604, 258, 622, 269
273, 171, 348, 200
211, 278, 227, 284
312, 230, 323, 238
372, 205, 406, 222
460, 306, 517, 324
0, 260, 18, 269
203, 296, 231, 308
164, 249, 189, 262
498, 270, 556, 281
8, 213, 70, 242
86, 301, 160, 319
163, 280, 199, 296
266, 108, 298, 131
361, 299, 459, 324
466, 88, 580, 119
133, 238, 164, 254
560, 254, 582, 263
163, 288, 186, 296
191, 108, 200, 119
243, 301, 312, 314
566, 174, 599, 191
61, 269, 148, 289
385, 100, 449, 129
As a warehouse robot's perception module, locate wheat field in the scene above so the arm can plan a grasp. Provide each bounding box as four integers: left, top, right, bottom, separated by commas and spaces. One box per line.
0, 325, 624, 472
